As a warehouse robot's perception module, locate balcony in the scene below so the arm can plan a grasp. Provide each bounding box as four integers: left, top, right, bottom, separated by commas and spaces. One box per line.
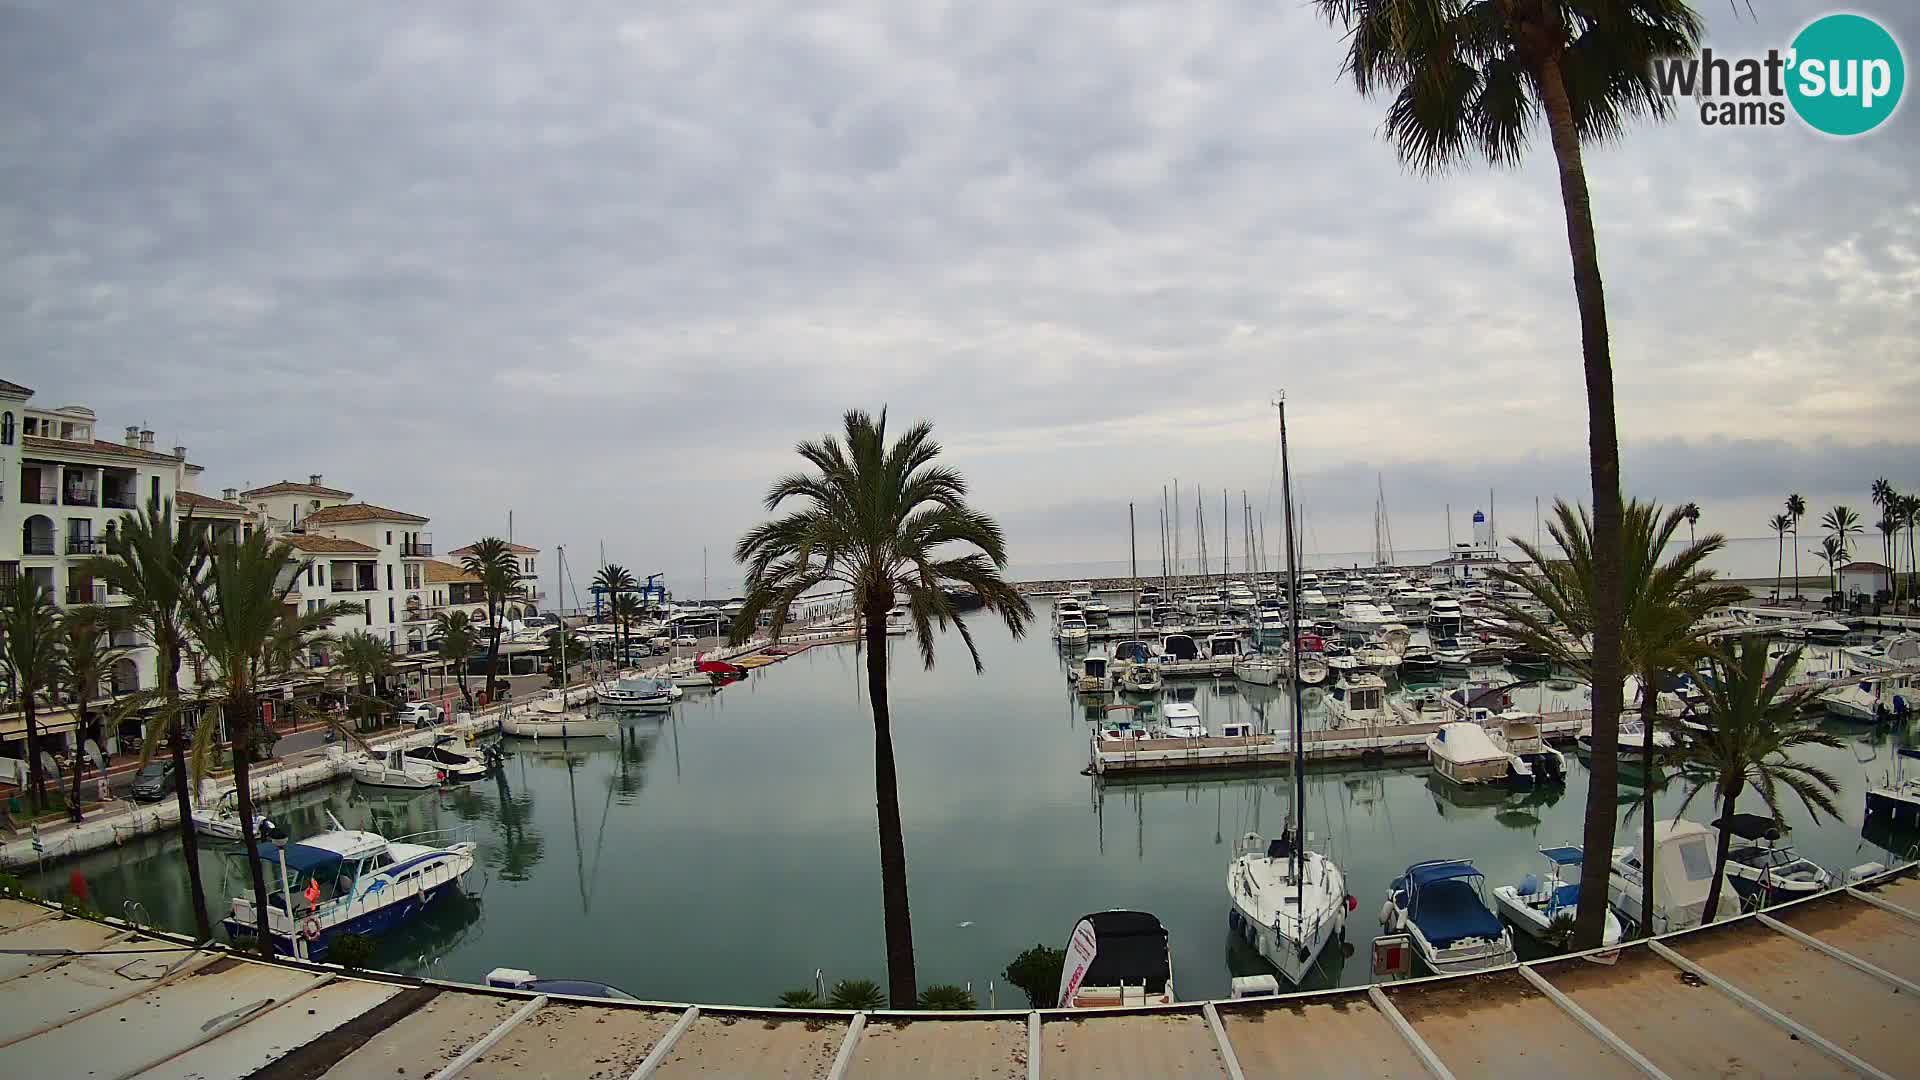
21, 488, 55, 505
64, 486, 99, 507
22, 537, 55, 556
66, 536, 102, 555
402, 536, 434, 557
103, 490, 137, 510
66, 583, 106, 605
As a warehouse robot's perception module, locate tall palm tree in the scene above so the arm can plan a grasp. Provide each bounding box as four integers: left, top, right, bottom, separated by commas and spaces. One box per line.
1680, 503, 1700, 544
1669, 639, 1841, 921
433, 610, 477, 708
1822, 506, 1862, 597
81, 496, 215, 939
1786, 494, 1807, 599
186, 533, 351, 956
593, 564, 636, 660
1487, 500, 1742, 938
1870, 477, 1894, 575
732, 409, 1031, 1006
609, 593, 645, 666
0, 577, 61, 811
1902, 494, 1920, 609
1310, 0, 1701, 949
1876, 514, 1900, 602
1811, 536, 1843, 599
461, 539, 522, 704
335, 630, 394, 730
1768, 513, 1792, 604
52, 607, 136, 820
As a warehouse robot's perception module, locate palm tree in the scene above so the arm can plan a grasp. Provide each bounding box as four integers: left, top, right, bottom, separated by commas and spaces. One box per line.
1487, 500, 1742, 938
1902, 494, 1920, 609
1768, 513, 1792, 604
1813, 535, 1844, 598
1786, 494, 1807, 598
81, 496, 214, 940
1876, 514, 1900, 603
433, 610, 477, 708
609, 593, 645, 666
186, 533, 351, 956
593, 564, 636, 660
0, 577, 61, 810
1309, 0, 1701, 949
52, 607, 136, 820
1680, 503, 1700, 544
1871, 477, 1895, 574
1669, 639, 1842, 921
1822, 506, 1862, 597
460, 539, 522, 704
335, 631, 394, 731
732, 409, 1032, 1006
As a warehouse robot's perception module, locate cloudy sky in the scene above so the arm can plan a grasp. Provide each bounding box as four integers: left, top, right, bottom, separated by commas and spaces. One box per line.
4, 1, 1916, 592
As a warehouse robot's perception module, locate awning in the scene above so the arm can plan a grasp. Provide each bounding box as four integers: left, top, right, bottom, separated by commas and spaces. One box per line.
1538, 846, 1584, 865
1407, 860, 1484, 887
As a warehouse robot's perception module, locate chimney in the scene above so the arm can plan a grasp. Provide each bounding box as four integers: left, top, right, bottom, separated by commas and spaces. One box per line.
139, 428, 155, 450
124, 425, 140, 447
309, 473, 324, 487
222, 487, 237, 501
173, 445, 186, 461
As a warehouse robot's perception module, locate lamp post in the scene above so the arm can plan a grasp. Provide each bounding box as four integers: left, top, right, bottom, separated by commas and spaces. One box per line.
269, 822, 304, 962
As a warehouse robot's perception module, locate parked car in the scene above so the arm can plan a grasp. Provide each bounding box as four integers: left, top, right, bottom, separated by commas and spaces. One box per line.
673, 635, 698, 647
396, 701, 444, 728
128, 760, 177, 802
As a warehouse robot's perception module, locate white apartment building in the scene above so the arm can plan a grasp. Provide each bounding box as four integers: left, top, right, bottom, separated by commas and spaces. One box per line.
273, 501, 436, 660
445, 540, 544, 622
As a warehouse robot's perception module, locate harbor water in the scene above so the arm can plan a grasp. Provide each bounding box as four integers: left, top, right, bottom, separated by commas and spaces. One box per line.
25, 617, 1915, 1005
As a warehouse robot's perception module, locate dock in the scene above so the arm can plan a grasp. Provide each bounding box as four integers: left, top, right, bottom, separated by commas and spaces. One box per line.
1090, 712, 1589, 776
2, 864, 1917, 1077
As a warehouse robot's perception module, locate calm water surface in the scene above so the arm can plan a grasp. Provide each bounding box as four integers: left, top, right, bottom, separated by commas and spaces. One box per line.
28, 618, 1917, 1005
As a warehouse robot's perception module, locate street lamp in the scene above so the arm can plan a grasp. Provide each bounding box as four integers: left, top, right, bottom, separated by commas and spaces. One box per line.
267, 821, 304, 962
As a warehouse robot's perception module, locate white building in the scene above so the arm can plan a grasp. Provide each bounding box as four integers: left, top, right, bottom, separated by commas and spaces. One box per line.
1839, 561, 1892, 599
446, 541, 544, 622
274, 501, 435, 659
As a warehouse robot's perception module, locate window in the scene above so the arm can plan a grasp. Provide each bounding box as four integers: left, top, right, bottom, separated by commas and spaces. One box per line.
372, 850, 394, 870
1677, 838, 1715, 882
386, 564, 393, 590
386, 531, 393, 545
22, 416, 36, 435
363, 600, 372, 625
1, 411, 12, 445
387, 597, 395, 623
319, 564, 326, 585
306, 565, 314, 587
150, 476, 159, 506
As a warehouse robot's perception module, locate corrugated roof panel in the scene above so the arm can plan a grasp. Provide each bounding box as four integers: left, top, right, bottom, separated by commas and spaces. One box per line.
318, 990, 523, 1079
137, 976, 404, 1080
0, 939, 217, 1044
1776, 892, 1920, 985
1386, 970, 1643, 1078
1042, 1010, 1226, 1079
457, 1001, 683, 1079
1222, 994, 1429, 1079
649, 1013, 846, 1079
843, 1017, 1028, 1079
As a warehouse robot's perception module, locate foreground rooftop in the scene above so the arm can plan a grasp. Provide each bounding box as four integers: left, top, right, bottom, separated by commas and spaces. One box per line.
1, 867, 1917, 1078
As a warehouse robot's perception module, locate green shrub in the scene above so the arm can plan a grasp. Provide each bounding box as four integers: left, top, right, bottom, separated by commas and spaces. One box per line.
826, 978, 886, 1010
777, 988, 821, 1008
916, 984, 976, 1010
1003, 944, 1065, 1009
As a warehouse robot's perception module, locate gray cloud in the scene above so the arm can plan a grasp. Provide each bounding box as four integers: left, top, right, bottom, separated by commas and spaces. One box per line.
2, 1, 1915, 592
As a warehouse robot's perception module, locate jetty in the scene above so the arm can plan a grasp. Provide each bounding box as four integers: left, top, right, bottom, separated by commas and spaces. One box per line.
1, 863, 1917, 1077
1090, 711, 1589, 777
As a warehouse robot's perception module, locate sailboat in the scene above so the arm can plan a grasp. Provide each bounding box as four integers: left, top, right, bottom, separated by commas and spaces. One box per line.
1227, 393, 1354, 985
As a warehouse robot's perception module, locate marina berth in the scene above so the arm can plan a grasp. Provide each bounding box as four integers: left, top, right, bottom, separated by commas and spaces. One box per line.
1493, 845, 1623, 948
1379, 859, 1516, 976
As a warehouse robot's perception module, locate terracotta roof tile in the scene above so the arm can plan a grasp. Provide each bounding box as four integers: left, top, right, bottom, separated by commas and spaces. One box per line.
449, 540, 539, 556
21, 435, 196, 467
239, 480, 355, 499
298, 502, 429, 526
0, 379, 32, 396
176, 490, 250, 516
424, 560, 479, 584
280, 535, 379, 555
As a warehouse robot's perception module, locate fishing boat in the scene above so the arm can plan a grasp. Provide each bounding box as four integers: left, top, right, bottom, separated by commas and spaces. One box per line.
1492, 846, 1622, 947
1074, 653, 1113, 695
1713, 814, 1833, 904
349, 747, 447, 790
1607, 819, 1743, 935
596, 673, 679, 708
1379, 860, 1517, 976
1325, 672, 1392, 729
1058, 910, 1176, 1007
223, 819, 476, 960
498, 710, 618, 740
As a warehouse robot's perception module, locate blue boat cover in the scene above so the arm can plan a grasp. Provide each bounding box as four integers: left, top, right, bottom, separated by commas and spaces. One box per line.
1412, 880, 1504, 947
1550, 882, 1582, 911
1539, 846, 1584, 865
1407, 860, 1483, 887
253, 843, 344, 876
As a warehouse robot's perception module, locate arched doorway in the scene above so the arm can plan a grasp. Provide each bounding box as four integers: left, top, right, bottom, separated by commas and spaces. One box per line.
22, 514, 53, 556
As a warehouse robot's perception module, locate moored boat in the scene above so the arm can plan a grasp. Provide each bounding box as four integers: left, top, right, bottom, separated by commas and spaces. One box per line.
1492, 846, 1622, 947
1058, 910, 1176, 1008
1379, 859, 1517, 976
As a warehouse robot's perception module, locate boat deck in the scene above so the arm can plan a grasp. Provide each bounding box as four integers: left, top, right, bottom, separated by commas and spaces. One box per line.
4, 867, 1920, 1078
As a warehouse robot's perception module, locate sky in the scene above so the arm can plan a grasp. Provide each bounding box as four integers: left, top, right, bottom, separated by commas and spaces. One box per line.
3, 1, 1916, 595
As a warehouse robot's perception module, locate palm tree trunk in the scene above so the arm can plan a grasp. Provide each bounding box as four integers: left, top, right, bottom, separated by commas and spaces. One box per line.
1792, 525, 1800, 599
66, 708, 90, 821
229, 688, 276, 958
23, 693, 44, 811
1637, 682, 1658, 938
1774, 532, 1783, 604
1537, 52, 1627, 953
864, 599, 917, 1008
1702, 780, 1741, 924
485, 599, 503, 705
161, 639, 214, 941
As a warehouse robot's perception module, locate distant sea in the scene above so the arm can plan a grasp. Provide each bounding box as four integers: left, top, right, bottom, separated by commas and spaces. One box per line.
1008, 536, 1804, 583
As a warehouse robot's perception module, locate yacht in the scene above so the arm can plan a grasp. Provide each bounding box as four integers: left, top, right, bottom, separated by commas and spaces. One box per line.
1337, 596, 1392, 635
1493, 846, 1623, 947
1227, 830, 1350, 986
1182, 591, 1226, 617
1426, 722, 1512, 786
1158, 633, 1201, 662
1325, 672, 1392, 729
1205, 632, 1245, 660
1398, 645, 1441, 679
1821, 672, 1916, 722
1379, 860, 1516, 976
1083, 595, 1112, 622
1067, 580, 1095, 600
1156, 702, 1207, 739
349, 747, 447, 790
1074, 653, 1113, 695
1426, 596, 1465, 637
1714, 814, 1833, 905
596, 673, 679, 708
1054, 596, 1085, 622
1058, 910, 1176, 1008
1607, 819, 1743, 935
223, 819, 476, 960
1298, 588, 1331, 615
1055, 613, 1091, 646
1576, 715, 1676, 757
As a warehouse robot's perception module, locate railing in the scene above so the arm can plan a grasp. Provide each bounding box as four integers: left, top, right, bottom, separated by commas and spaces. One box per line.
63, 487, 98, 507
22, 538, 55, 556
65, 536, 101, 555
102, 491, 137, 509
402, 540, 433, 557
66, 583, 106, 605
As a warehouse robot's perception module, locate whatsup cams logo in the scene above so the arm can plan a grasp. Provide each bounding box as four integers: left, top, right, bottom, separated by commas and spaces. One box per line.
1654, 12, 1905, 135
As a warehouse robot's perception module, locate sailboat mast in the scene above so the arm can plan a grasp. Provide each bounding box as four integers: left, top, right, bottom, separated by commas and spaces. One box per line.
1276, 393, 1305, 894
1174, 480, 1181, 581
1129, 503, 1139, 631
1223, 489, 1230, 579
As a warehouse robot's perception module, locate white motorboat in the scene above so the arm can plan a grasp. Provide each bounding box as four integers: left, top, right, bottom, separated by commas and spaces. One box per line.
1054, 596, 1085, 621
1083, 596, 1112, 622
499, 711, 618, 740
1055, 613, 1091, 646
1155, 702, 1206, 740
1074, 653, 1113, 695
222, 819, 476, 960
1058, 910, 1176, 1008
1337, 596, 1392, 635
1426, 722, 1511, 786
1607, 819, 1743, 935
1380, 860, 1517, 976
1233, 654, 1285, 687
1158, 633, 1201, 662
1067, 580, 1095, 600
533, 685, 598, 713
404, 738, 490, 782
669, 661, 716, 689
596, 674, 678, 708
1228, 831, 1350, 986
1493, 714, 1567, 786
1204, 632, 1245, 660
1493, 846, 1622, 947
349, 747, 447, 790
1325, 672, 1392, 729
1866, 747, 1920, 826
1576, 715, 1677, 756
1822, 672, 1916, 722
191, 790, 251, 841
1714, 814, 1833, 905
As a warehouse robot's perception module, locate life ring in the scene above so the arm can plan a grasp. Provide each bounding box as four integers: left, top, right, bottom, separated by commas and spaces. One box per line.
301, 916, 322, 942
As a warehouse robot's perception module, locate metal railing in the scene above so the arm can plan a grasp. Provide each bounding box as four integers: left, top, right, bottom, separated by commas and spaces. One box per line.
402, 540, 434, 557
66, 536, 102, 555
22, 538, 55, 556
63, 487, 99, 507
102, 491, 137, 509
67, 583, 106, 605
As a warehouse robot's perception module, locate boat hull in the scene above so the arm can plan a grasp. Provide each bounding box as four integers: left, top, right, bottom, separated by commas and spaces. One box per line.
223, 877, 464, 961
499, 715, 618, 739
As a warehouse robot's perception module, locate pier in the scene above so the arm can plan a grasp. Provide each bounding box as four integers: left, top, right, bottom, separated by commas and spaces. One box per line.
2, 863, 1916, 1077
1090, 713, 1589, 777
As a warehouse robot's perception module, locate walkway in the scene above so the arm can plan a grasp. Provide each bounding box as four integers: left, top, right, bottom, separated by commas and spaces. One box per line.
1, 867, 1917, 1078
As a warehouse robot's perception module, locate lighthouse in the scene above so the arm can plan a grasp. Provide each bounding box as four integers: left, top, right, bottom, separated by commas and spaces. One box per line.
1471, 509, 1491, 550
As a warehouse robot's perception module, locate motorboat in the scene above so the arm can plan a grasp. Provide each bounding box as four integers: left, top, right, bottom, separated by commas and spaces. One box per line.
1158, 633, 1200, 662
1074, 653, 1114, 695
596, 674, 678, 709
223, 820, 476, 960
1713, 814, 1833, 905
1822, 674, 1915, 723
403, 739, 490, 782
1115, 659, 1162, 695
1379, 860, 1517, 976
1067, 580, 1095, 600
1054, 596, 1085, 621
1493, 846, 1623, 947
1494, 715, 1566, 786
1865, 747, 1920, 826
1058, 910, 1175, 1008
1205, 632, 1245, 660
1426, 722, 1512, 786
1227, 830, 1352, 985
1399, 645, 1441, 680
1325, 672, 1392, 729
1337, 597, 1392, 635
349, 747, 447, 790
1233, 654, 1285, 687
533, 685, 598, 713
499, 711, 618, 739
191, 789, 251, 841
1607, 819, 1743, 935
486, 967, 637, 1000
1055, 613, 1091, 646
1182, 592, 1226, 617
1084, 596, 1112, 622
1156, 702, 1207, 740
1576, 715, 1677, 757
